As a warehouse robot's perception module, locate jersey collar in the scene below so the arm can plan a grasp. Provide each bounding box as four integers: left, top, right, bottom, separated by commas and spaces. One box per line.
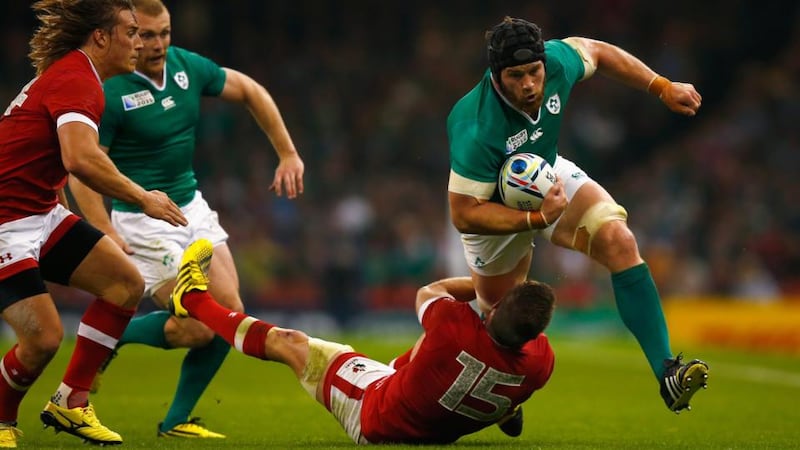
132, 67, 168, 91
77, 49, 102, 86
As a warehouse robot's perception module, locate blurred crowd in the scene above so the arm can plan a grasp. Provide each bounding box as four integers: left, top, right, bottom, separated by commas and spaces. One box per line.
1, 1, 798, 318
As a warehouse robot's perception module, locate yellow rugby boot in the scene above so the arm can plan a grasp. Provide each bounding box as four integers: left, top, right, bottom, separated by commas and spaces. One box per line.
40, 401, 122, 445
157, 417, 225, 439
0, 423, 22, 448
169, 238, 213, 318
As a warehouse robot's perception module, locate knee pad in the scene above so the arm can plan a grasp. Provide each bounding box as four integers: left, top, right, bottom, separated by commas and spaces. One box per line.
300, 338, 354, 398
571, 202, 628, 256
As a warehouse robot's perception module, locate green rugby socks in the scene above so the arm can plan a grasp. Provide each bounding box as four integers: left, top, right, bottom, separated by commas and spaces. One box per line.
611, 263, 672, 378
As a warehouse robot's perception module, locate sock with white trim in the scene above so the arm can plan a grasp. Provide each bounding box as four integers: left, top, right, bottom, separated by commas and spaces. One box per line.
182, 291, 272, 358
58, 298, 134, 408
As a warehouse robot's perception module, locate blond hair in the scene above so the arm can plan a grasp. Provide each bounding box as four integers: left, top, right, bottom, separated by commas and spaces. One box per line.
132, 0, 167, 16
29, 0, 135, 75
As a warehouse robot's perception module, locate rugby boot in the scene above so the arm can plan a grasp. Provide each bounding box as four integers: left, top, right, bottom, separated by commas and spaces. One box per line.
169, 239, 212, 318
40, 401, 122, 445
157, 417, 225, 439
0, 422, 22, 448
660, 353, 709, 413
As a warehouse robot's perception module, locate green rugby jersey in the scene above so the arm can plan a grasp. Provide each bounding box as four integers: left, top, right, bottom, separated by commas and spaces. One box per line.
447, 39, 585, 202
100, 46, 226, 212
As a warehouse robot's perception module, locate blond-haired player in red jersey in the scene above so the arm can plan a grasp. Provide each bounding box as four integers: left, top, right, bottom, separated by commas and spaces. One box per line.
0, 0, 186, 446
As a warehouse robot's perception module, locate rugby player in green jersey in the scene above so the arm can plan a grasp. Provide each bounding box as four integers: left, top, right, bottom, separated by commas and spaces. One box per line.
447, 17, 708, 416
69, 0, 303, 439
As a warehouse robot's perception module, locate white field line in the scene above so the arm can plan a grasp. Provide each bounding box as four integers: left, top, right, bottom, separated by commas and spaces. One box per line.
555, 341, 800, 389
710, 362, 800, 388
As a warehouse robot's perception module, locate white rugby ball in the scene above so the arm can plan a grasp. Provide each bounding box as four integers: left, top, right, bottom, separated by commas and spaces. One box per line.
498, 153, 556, 211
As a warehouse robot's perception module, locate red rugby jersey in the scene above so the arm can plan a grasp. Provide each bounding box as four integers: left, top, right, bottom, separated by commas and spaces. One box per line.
0, 50, 103, 224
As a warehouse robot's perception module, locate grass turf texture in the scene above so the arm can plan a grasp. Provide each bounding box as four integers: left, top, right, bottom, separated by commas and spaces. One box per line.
10, 334, 800, 449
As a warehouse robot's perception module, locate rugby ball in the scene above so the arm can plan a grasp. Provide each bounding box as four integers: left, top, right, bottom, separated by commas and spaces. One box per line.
498, 153, 556, 210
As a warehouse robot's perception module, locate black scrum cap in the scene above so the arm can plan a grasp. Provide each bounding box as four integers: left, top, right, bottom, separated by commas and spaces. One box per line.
487, 17, 545, 78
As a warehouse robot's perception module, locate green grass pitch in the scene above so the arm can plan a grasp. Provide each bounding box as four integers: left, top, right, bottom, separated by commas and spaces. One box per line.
10, 333, 800, 449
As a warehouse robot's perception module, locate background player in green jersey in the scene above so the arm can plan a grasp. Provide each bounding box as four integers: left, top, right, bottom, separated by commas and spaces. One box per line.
69, 0, 304, 438
447, 17, 708, 414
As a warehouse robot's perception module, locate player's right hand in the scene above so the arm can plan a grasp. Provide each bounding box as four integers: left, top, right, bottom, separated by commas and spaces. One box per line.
540, 178, 567, 225
141, 190, 188, 227
661, 82, 702, 116
270, 153, 305, 199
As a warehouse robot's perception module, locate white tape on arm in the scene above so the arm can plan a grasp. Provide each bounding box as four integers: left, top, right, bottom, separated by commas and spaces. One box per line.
563, 37, 597, 80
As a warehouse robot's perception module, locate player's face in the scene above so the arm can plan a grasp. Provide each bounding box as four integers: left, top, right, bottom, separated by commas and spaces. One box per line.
105, 9, 143, 78
135, 10, 172, 79
499, 60, 545, 115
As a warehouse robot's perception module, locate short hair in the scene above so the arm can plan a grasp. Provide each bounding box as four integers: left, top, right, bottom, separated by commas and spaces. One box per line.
485, 16, 546, 79
487, 280, 555, 350
29, 0, 135, 75
132, 0, 167, 17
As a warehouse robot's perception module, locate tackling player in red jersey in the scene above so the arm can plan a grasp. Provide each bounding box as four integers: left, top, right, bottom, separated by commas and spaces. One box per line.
168, 239, 556, 444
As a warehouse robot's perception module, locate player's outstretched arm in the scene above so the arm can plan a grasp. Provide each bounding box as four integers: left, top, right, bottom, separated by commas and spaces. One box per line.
68, 174, 134, 254
564, 37, 701, 116
219, 68, 304, 198
415, 277, 476, 314
58, 122, 188, 227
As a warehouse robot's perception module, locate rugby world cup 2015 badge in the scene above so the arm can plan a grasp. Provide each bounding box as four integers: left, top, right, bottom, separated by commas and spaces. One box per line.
121, 90, 155, 111
505, 129, 529, 154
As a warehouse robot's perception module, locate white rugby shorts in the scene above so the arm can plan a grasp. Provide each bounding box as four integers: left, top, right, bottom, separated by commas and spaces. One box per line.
322, 353, 395, 444
461, 155, 591, 276
0, 204, 77, 277
111, 191, 228, 296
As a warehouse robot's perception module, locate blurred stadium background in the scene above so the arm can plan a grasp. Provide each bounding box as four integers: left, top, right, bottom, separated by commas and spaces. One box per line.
1, 1, 799, 353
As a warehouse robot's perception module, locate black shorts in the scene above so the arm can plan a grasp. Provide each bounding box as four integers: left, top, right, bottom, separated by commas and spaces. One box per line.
0, 220, 103, 311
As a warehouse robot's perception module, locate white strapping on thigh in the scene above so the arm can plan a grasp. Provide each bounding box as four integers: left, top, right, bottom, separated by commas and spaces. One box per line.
300, 337, 354, 398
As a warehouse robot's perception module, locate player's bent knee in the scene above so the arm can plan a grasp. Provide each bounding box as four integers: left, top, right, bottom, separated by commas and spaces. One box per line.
601, 222, 638, 250
18, 331, 63, 369
571, 201, 628, 256
299, 338, 354, 398
593, 224, 642, 267
126, 282, 145, 306
168, 316, 215, 347
104, 268, 144, 308
34, 334, 62, 361
188, 326, 216, 347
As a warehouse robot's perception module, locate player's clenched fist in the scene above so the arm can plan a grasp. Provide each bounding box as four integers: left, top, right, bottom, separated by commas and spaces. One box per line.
540, 178, 567, 226
648, 75, 702, 117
